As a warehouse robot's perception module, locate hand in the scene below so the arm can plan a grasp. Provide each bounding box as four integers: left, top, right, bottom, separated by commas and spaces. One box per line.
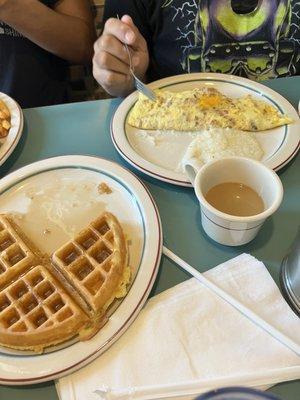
93, 15, 149, 97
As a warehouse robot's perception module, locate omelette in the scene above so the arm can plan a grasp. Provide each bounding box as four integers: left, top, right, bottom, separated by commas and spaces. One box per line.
127, 87, 292, 132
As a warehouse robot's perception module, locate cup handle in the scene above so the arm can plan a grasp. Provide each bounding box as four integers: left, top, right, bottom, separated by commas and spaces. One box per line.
182, 157, 203, 186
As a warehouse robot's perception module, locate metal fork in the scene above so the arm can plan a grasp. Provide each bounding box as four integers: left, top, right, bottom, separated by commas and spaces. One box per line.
123, 42, 156, 101
116, 15, 156, 101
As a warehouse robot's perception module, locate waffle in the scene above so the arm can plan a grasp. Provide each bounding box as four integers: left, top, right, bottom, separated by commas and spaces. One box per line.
52, 212, 127, 318
0, 215, 38, 291
0, 212, 128, 352
0, 264, 90, 352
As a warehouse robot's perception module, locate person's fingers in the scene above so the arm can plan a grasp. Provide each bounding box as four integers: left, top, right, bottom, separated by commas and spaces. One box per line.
97, 68, 129, 88
103, 16, 146, 51
121, 14, 147, 51
95, 69, 133, 96
93, 65, 133, 96
94, 34, 129, 66
103, 17, 135, 45
94, 50, 130, 75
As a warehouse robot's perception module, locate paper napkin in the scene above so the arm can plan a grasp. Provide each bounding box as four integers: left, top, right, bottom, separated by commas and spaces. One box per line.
56, 253, 300, 400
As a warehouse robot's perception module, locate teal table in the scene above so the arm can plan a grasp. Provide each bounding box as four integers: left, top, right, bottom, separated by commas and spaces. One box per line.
0, 77, 299, 400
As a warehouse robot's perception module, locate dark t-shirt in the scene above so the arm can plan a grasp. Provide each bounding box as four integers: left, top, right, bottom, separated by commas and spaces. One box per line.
0, 0, 68, 108
104, 0, 300, 82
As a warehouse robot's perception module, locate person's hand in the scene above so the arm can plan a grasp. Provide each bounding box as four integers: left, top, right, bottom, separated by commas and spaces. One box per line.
93, 15, 149, 97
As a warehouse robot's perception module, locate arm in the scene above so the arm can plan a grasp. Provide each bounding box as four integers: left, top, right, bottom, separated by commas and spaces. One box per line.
0, 0, 95, 64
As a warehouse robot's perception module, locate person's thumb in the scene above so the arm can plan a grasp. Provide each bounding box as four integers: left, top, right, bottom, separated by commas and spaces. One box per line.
121, 14, 146, 51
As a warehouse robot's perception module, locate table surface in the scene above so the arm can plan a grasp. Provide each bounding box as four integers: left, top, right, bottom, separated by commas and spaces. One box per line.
0, 76, 299, 400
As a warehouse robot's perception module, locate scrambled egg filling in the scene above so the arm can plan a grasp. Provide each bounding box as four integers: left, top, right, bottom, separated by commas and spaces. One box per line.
128, 88, 292, 132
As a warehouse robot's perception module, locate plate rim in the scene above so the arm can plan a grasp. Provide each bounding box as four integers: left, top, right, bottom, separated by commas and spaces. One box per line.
111, 72, 300, 187
0, 155, 163, 385
0, 92, 23, 167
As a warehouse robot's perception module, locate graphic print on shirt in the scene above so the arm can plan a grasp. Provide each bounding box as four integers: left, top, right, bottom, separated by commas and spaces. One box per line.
162, 0, 300, 80
0, 23, 23, 38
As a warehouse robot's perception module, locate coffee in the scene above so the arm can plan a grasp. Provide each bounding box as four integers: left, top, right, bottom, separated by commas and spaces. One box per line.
205, 182, 264, 217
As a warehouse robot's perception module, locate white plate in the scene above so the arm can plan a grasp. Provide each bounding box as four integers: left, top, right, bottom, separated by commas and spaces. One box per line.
0, 92, 23, 167
111, 73, 300, 186
0, 155, 162, 385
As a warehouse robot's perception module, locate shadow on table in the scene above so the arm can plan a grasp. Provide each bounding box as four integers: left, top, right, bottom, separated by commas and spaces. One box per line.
0, 112, 47, 178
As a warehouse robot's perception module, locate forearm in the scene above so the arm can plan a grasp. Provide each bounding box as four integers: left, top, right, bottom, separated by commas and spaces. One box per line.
0, 0, 95, 64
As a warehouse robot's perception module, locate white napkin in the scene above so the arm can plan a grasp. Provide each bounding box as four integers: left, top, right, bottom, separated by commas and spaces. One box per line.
56, 254, 300, 400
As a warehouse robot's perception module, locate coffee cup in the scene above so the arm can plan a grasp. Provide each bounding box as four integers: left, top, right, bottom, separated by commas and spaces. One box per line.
184, 157, 283, 246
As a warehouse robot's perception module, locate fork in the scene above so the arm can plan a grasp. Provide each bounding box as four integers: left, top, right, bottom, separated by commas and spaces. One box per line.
124, 42, 156, 101
117, 16, 156, 101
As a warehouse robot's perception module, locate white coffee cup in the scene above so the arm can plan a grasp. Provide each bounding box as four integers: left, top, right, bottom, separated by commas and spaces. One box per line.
184, 157, 283, 246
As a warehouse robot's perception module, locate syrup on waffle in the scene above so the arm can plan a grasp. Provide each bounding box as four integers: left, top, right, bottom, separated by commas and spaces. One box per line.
0, 212, 128, 352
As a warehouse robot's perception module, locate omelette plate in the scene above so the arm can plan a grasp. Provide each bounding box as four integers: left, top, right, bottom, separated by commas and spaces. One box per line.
111, 73, 300, 187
